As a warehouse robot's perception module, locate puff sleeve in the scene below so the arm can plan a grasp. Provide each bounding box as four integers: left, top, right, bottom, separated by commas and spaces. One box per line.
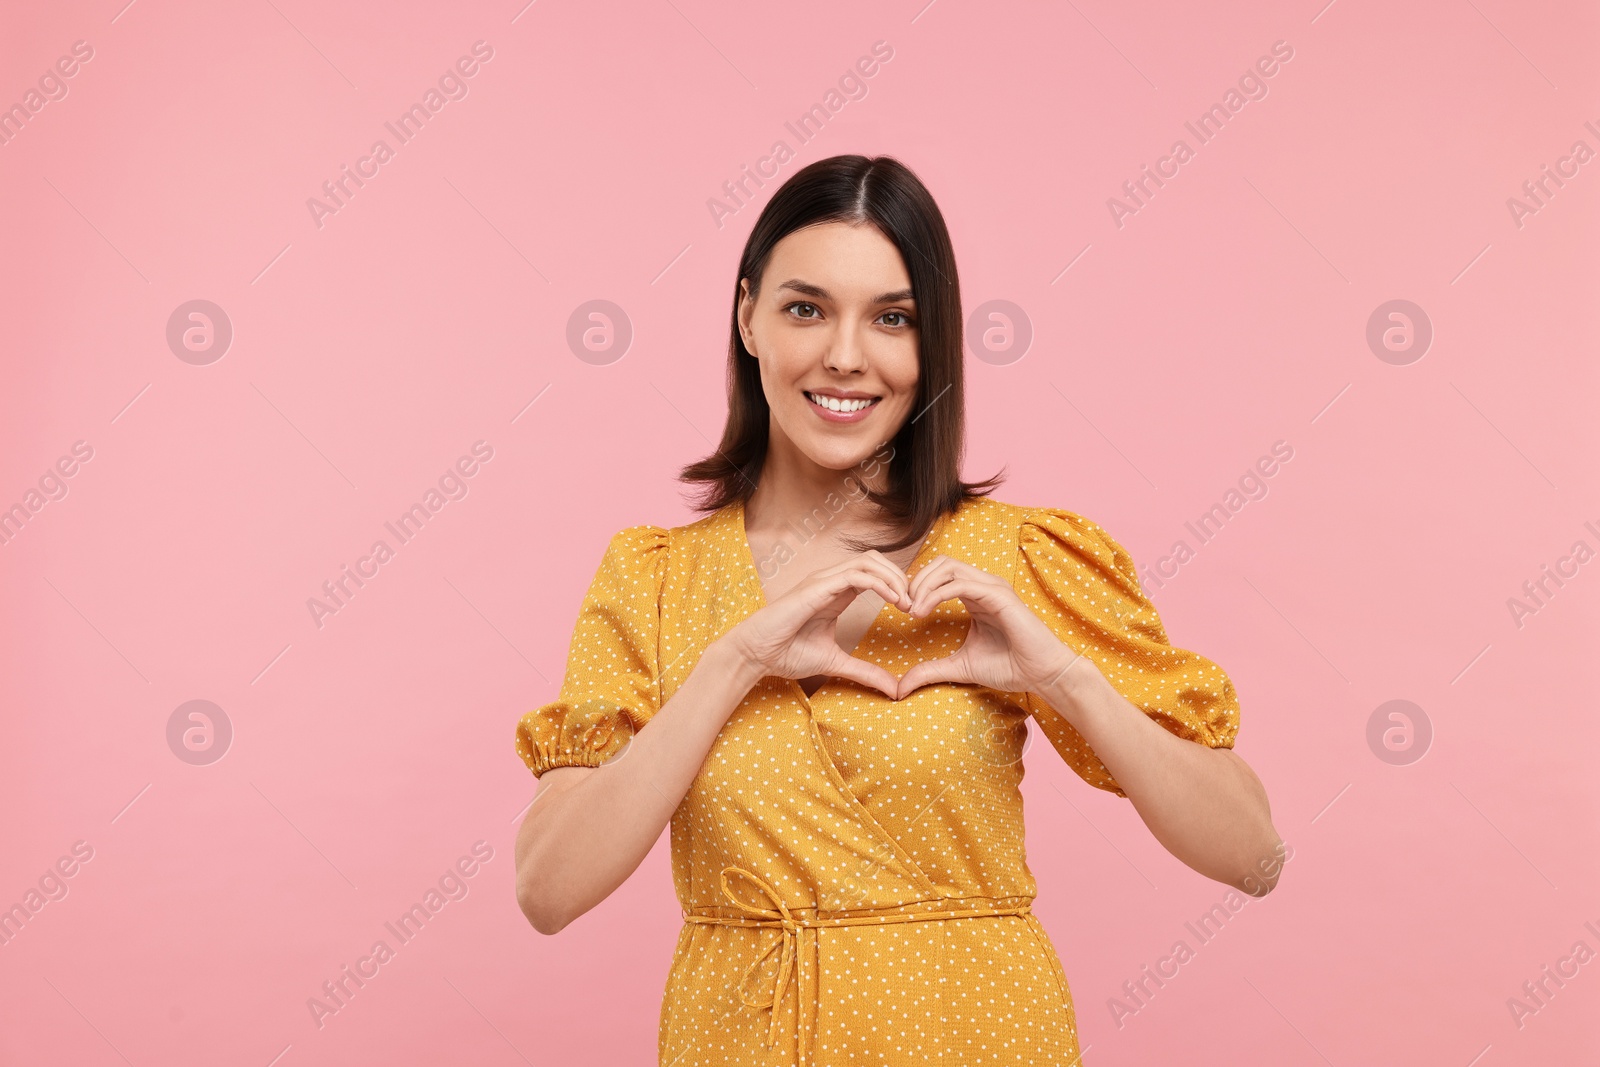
514, 524, 669, 779
1012, 506, 1240, 797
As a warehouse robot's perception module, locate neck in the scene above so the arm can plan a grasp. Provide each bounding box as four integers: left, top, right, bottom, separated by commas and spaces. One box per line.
745, 432, 895, 543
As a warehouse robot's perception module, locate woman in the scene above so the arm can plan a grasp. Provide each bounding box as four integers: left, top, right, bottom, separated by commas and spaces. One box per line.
514, 155, 1283, 1066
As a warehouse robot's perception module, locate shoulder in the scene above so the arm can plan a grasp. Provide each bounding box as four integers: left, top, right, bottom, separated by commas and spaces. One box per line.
602, 502, 747, 561
962, 495, 1120, 553
971, 496, 1136, 589
596, 503, 749, 573
593, 522, 672, 586
602, 522, 670, 554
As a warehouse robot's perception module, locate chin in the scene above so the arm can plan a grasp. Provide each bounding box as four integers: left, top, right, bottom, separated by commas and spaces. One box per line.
798, 444, 874, 472
777, 400, 908, 471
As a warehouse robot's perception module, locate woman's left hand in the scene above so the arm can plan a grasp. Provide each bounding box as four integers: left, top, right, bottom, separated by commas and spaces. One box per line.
894, 555, 1096, 701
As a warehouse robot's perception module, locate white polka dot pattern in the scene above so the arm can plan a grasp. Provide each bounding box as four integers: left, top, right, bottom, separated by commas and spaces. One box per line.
514, 496, 1241, 1065
1012, 505, 1241, 797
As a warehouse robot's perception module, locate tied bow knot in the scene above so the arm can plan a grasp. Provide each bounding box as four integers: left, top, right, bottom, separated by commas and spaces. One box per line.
716, 866, 800, 1047
682, 864, 1038, 1057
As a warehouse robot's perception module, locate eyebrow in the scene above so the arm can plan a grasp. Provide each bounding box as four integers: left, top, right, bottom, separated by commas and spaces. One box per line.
774, 279, 915, 304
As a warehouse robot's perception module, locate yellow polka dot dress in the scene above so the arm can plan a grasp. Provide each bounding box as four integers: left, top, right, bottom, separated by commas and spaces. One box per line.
515, 495, 1240, 1066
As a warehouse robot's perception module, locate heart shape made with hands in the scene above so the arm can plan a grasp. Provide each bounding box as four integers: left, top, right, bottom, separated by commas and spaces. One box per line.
813, 554, 1078, 704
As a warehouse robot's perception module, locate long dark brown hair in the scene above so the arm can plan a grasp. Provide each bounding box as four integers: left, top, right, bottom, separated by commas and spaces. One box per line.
678, 154, 1004, 554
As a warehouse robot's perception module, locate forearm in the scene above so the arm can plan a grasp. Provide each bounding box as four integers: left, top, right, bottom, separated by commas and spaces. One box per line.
515, 639, 767, 933
1034, 658, 1283, 894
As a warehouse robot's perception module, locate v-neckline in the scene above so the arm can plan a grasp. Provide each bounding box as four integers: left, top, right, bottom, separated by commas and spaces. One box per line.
732, 497, 951, 706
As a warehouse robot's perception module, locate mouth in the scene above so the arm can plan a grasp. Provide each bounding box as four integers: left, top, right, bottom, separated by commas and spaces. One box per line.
804, 390, 882, 417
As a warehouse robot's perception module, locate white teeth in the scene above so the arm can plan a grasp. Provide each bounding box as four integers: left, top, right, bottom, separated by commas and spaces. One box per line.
806, 392, 877, 413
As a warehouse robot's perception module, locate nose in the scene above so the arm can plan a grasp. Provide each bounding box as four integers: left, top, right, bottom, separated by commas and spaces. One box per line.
822, 320, 870, 374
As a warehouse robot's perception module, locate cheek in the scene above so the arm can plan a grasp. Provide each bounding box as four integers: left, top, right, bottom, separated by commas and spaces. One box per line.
886, 364, 920, 399
762, 341, 814, 387
757, 356, 804, 414
883, 339, 920, 390
760, 354, 798, 395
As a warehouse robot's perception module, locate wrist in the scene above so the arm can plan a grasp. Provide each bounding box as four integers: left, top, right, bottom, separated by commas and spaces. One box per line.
1030, 647, 1105, 724
703, 633, 770, 694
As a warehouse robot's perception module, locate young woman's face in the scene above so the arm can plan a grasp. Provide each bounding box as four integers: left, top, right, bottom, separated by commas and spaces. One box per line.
738, 221, 920, 478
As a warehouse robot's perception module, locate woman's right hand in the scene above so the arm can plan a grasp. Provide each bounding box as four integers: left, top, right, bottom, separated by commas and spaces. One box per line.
721, 552, 914, 700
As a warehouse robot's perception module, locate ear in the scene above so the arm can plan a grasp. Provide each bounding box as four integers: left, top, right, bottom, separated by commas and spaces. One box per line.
737, 278, 758, 357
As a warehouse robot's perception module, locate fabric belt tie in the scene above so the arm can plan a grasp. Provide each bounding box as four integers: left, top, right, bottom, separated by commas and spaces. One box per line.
681, 864, 1035, 1053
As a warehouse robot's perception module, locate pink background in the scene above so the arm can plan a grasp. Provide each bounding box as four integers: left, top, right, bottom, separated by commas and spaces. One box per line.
3, 0, 1597, 1063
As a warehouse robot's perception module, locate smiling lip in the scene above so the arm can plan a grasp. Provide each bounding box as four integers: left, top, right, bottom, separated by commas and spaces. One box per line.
804, 389, 881, 423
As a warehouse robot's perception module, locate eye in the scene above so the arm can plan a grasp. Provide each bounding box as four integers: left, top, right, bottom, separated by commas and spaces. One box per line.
879, 309, 915, 328
783, 301, 821, 320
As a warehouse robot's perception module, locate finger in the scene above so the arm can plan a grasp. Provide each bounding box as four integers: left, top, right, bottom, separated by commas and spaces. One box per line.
826, 656, 904, 701
817, 574, 911, 623
905, 556, 956, 609
846, 553, 914, 608
908, 570, 1005, 618
896, 654, 970, 698
907, 560, 975, 616
906, 555, 995, 600
814, 557, 912, 612
907, 555, 1004, 599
